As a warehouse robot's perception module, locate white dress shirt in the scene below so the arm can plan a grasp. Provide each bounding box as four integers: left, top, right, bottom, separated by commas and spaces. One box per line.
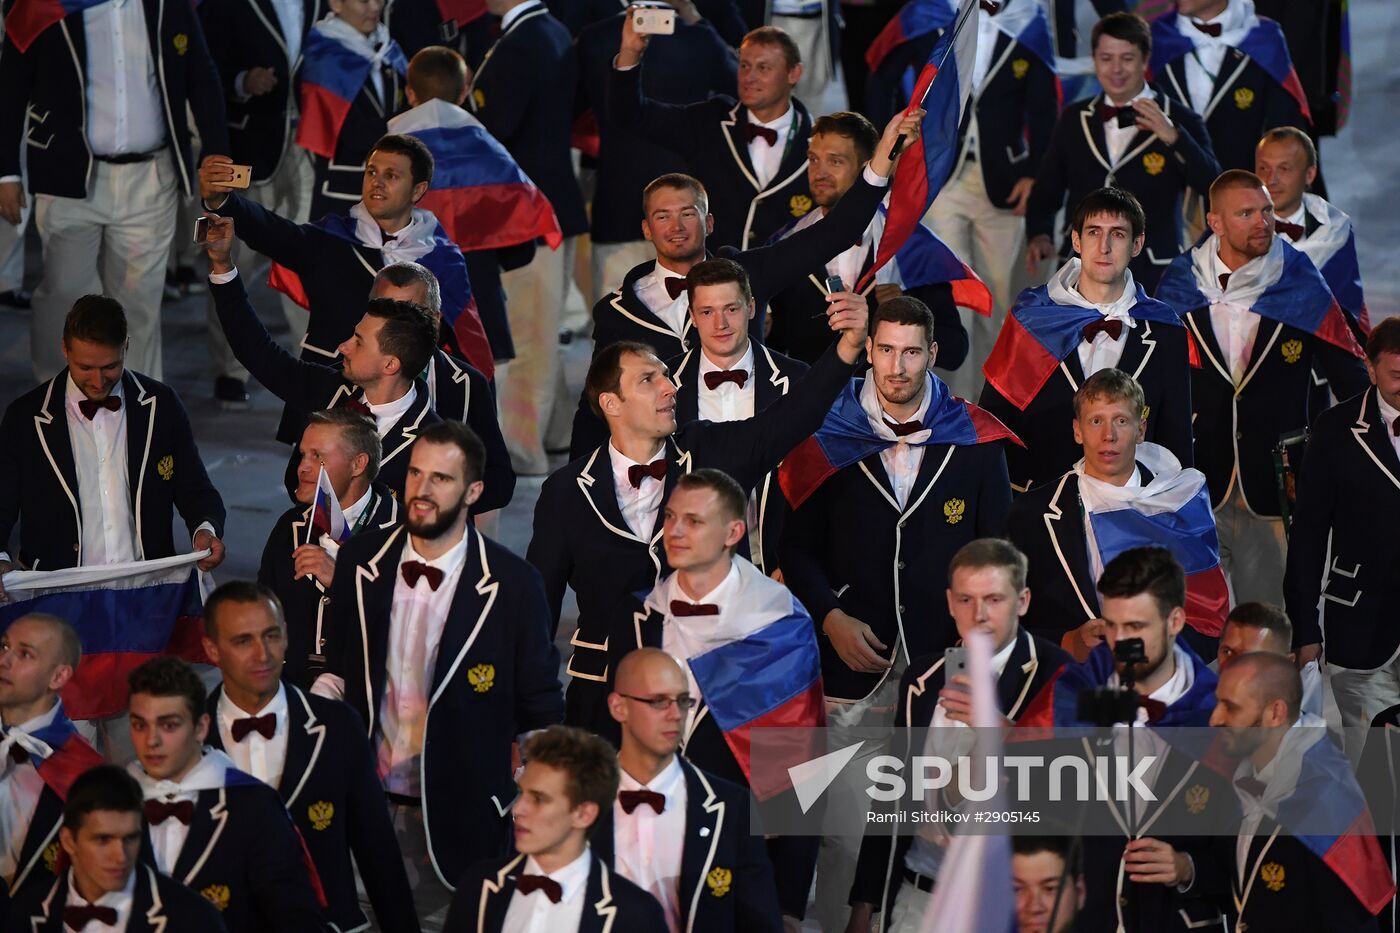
608, 441, 666, 540
365, 384, 416, 438
1104, 86, 1154, 166
63, 866, 136, 932
696, 343, 756, 423
613, 757, 688, 933
216, 683, 290, 790
632, 258, 692, 338
746, 105, 794, 189
501, 848, 591, 933
861, 373, 934, 509
1377, 392, 1400, 461
1207, 249, 1263, 382
1182, 0, 1251, 113
377, 529, 471, 796
66, 375, 139, 566
1045, 258, 1137, 377
1, 702, 62, 886
132, 751, 231, 875
235, 0, 304, 99
1278, 203, 1308, 241
84, 0, 166, 157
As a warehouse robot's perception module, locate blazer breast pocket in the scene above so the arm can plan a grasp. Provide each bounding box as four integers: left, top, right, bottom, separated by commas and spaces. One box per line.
24, 129, 54, 150
1321, 556, 1363, 609
1005, 144, 1029, 165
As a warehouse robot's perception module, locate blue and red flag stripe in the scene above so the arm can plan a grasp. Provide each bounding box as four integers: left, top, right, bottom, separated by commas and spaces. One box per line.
3, 0, 105, 53
1318, 229, 1369, 334
27, 710, 104, 800
1149, 15, 1311, 122
865, 0, 956, 72
894, 218, 994, 316
297, 30, 407, 159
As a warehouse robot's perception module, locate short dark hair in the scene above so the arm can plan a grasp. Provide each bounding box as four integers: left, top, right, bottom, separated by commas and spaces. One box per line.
204, 580, 285, 640
642, 173, 708, 217
407, 46, 468, 105
413, 420, 487, 485
376, 261, 442, 314
1233, 651, 1304, 721
1365, 316, 1400, 364
523, 726, 620, 834
742, 25, 801, 70
1208, 169, 1267, 210
1225, 602, 1293, 652
1073, 368, 1146, 419
127, 656, 206, 722
63, 765, 145, 832
369, 134, 435, 188
948, 538, 1029, 593
684, 258, 753, 309
812, 111, 879, 164
585, 340, 658, 420
8, 612, 82, 672
1091, 11, 1151, 58
1072, 187, 1146, 240
364, 298, 438, 379
1257, 126, 1317, 169
1013, 834, 1082, 879
305, 408, 382, 482
63, 295, 127, 348
871, 295, 936, 347
1097, 546, 1186, 618
674, 469, 748, 524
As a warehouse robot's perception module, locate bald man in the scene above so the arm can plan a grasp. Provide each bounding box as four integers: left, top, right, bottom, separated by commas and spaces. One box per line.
0, 614, 104, 905
1173, 653, 1388, 932
591, 648, 781, 933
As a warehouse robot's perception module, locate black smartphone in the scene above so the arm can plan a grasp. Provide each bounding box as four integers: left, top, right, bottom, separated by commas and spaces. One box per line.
825, 273, 845, 294
193, 216, 209, 244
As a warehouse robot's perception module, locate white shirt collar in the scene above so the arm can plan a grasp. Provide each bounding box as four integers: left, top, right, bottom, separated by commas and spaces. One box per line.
747, 103, 794, 133
1186, 0, 1250, 41
669, 557, 742, 609
619, 755, 685, 796
131, 748, 236, 799
608, 439, 666, 480
1376, 392, 1400, 430
1148, 642, 1195, 707
217, 682, 288, 730
65, 373, 125, 408
697, 341, 754, 381
1280, 203, 1306, 228
989, 632, 1019, 678
523, 848, 591, 901
341, 486, 375, 528
501, 0, 543, 32
1048, 258, 1139, 322
64, 865, 136, 917
365, 383, 417, 427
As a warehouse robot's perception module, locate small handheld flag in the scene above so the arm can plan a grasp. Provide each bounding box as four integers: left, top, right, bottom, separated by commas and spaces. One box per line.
309, 466, 350, 546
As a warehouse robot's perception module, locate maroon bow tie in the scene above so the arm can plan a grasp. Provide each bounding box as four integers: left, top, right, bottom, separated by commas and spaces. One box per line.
979, 0, 1000, 13
231, 713, 277, 742
1138, 695, 1168, 723
516, 874, 563, 903
743, 123, 778, 147
7, 741, 29, 765
1191, 19, 1222, 37
77, 396, 121, 420
663, 276, 688, 301
401, 560, 445, 591
619, 788, 666, 814
1392, 416, 1400, 438
1235, 775, 1268, 798
63, 904, 118, 930
144, 799, 194, 825
1082, 319, 1124, 343
342, 398, 373, 417
883, 419, 925, 438
1275, 219, 1304, 242
1217, 272, 1231, 291
628, 459, 667, 488
1097, 103, 1129, 123
703, 369, 748, 391
671, 600, 719, 617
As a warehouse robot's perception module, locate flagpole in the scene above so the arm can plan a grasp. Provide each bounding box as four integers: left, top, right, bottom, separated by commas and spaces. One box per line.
888, 0, 988, 160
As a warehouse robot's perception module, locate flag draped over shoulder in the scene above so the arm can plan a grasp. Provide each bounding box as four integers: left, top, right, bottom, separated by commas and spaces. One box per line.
2, 0, 106, 53
1149, 12, 1311, 121
865, 0, 957, 73
1017, 640, 1218, 729
779, 374, 1021, 509
0, 703, 103, 800
296, 27, 408, 159
0, 553, 211, 719
386, 100, 562, 251
1077, 443, 1230, 638
1294, 193, 1369, 334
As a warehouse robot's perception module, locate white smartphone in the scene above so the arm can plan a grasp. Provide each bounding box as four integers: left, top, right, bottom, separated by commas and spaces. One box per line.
632, 5, 676, 35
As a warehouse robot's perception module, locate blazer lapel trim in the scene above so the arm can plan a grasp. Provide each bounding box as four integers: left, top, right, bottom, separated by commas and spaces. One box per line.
1135, 758, 1197, 838
281, 686, 327, 808
577, 448, 646, 544
478, 854, 526, 932
977, 33, 1017, 96
906, 655, 946, 726
33, 377, 82, 563
857, 459, 901, 511
141, 864, 170, 933
610, 287, 683, 342
247, 0, 291, 63
1352, 389, 1400, 491
177, 789, 229, 885
1203, 51, 1251, 120
11, 810, 61, 892
125, 372, 157, 560
1236, 322, 1282, 395
1185, 314, 1233, 385
681, 764, 726, 933
354, 525, 407, 736
1164, 62, 1191, 113
1003, 631, 1041, 720
673, 348, 699, 424
590, 858, 620, 933
28, 873, 64, 931
899, 445, 956, 522
719, 102, 762, 192
1078, 102, 1113, 176
1233, 825, 1281, 917
1043, 474, 1099, 620
757, 343, 792, 398
1080, 737, 1131, 835
427, 530, 497, 707
379, 388, 432, 466
1123, 321, 1157, 380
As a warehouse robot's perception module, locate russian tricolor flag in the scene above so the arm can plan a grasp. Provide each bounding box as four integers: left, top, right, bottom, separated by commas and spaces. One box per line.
386, 99, 562, 251
1293, 194, 1369, 335
865, 0, 957, 73
779, 374, 1021, 509
309, 465, 349, 545
0, 553, 211, 720
2, 0, 106, 53
888, 209, 994, 317
982, 282, 1184, 411
434, 0, 485, 29
859, 0, 979, 293
296, 26, 407, 159
1149, 13, 1312, 123
1077, 443, 1230, 638
0, 703, 103, 800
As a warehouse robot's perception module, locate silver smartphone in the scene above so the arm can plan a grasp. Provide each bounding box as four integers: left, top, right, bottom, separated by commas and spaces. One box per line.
943, 646, 968, 680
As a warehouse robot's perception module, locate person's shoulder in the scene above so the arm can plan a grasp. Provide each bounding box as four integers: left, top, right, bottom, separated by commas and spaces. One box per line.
150, 867, 227, 925
1028, 631, 1072, 670
542, 450, 599, 492
478, 529, 539, 579
1011, 471, 1075, 514
2, 376, 61, 421
754, 341, 809, 377
603, 862, 667, 922
298, 686, 369, 735
224, 771, 292, 814
1311, 389, 1368, 435
335, 523, 406, 567
458, 853, 521, 893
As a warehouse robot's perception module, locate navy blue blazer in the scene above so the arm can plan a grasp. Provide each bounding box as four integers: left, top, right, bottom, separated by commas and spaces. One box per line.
609, 65, 814, 251
0, 371, 226, 570
324, 524, 565, 888
4, 866, 228, 933
5, 787, 65, 908
591, 758, 783, 933
569, 170, 891, 459
256, 482, 400, 688
445, 852, 666, 933
529, 343, 863, 732
781, 432, 1014, 701
205, 684, 419, 933
303, 52, 405, 219
198, 0, 323, 183
1027, 89, 1220, 291
136, 763, 325, 933
1285, 389, 1400, 668
977, 315, 1194, 492
0, 0, 229, 198
467, 5, 588, 237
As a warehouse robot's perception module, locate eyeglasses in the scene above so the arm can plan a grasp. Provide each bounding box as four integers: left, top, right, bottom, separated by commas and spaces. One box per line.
618, 693, 697, 712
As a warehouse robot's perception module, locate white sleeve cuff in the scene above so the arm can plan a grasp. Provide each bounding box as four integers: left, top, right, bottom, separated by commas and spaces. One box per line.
863, 165, 891, 188
233, 71, 251, 102
208, 268, 239, 285
0, 176, 20, 185
0, 551, 11, 565
612, 55, 639, 72
311, 673, 346, 701
192, 522, 217, 541
1175, 853, 1196, 893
